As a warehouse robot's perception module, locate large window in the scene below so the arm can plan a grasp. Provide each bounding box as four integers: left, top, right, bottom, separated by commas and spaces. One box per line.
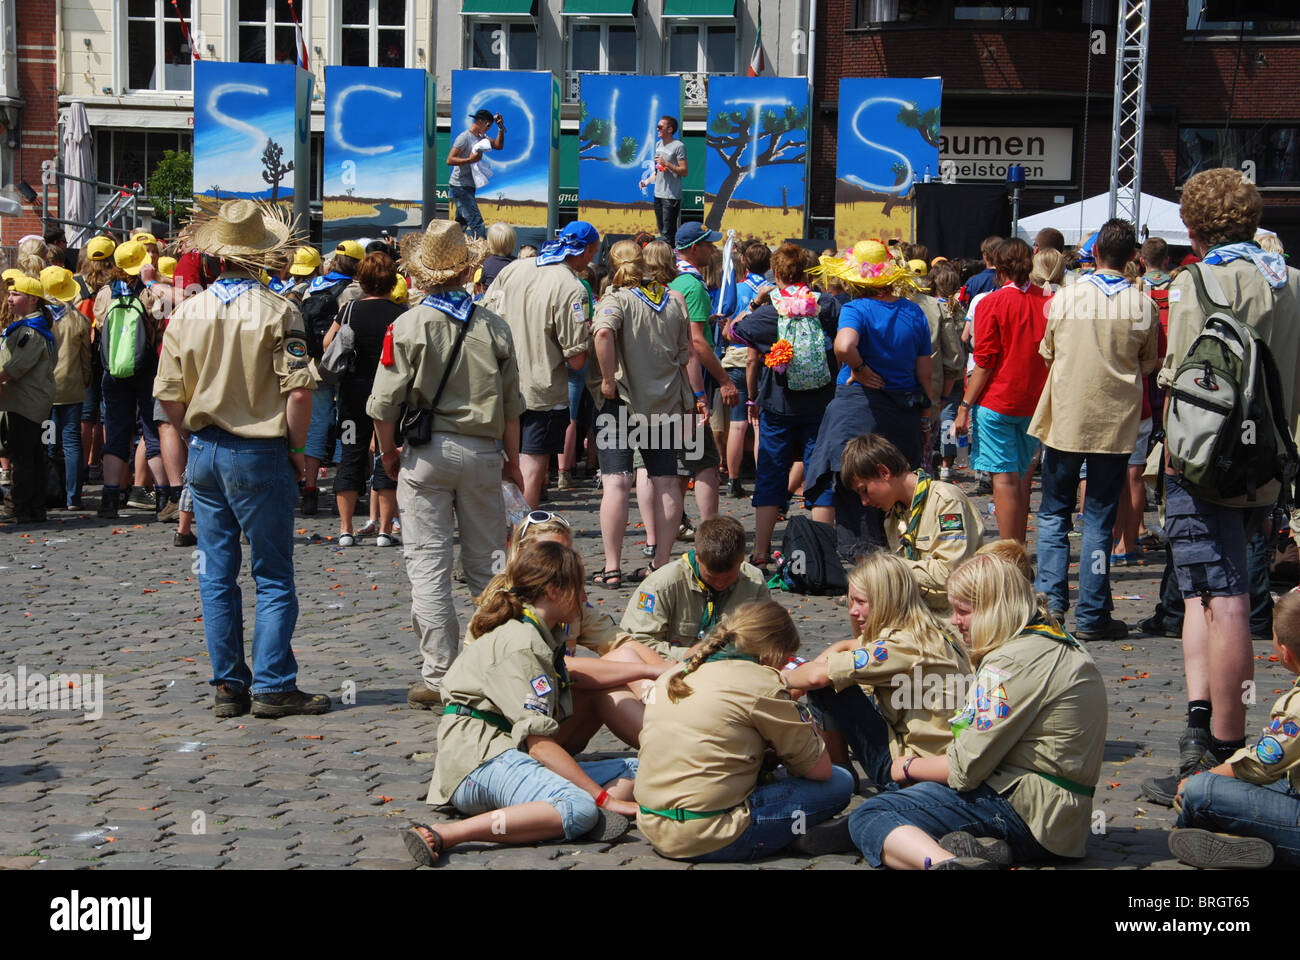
339, 0, 408, 67
569, 23, 637, 73
94, 129, 192, 191
855, 0, 1104, 28
238, 0, 304, 65
667, 24, 735, 73
1178, 125, 1300, 185
1185, 0, 1300, 36
126, 0, 194, 92
468, 21, 538, 69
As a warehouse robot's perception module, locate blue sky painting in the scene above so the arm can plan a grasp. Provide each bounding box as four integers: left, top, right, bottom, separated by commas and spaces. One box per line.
194, 61, 301, 202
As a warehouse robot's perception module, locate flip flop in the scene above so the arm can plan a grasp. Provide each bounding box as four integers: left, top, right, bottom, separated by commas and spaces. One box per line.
627, 563, 658, 583
591, 569, 623, 588
402, 825, 444, 867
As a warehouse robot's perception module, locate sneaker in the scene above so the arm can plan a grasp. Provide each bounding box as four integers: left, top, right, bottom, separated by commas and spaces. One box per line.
1111, 551, 1138, 566
1138, 613, 1182, 638
408, 682, 443, 710
157, 500, 180, 523
939, 831, 1013, 867
375, 533, 398, 547
391, 518, 401, 534
337, 533, 355, 547
301, 488, 319, 516
1141, 729, 1215, 807
728, 479, 747, 499
214, 684, 252, 718
642, 543, 656, 558
127, 487, 157, 510
174, 531, 197, 548
1168, 829, 1274, 869
250, 689, 332, 718
97, 491, 119, 519
939, 466, 952, 482
929, 856, 997, 870
1074, 618, 1128, 641
557, 470, 575, 490
676, 519, 695, 542
788, 817, 856, 856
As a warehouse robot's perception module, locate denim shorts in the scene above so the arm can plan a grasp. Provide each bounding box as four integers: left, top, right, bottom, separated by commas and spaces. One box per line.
567, 364, 586, 421
520, 407, 570, 456
305, 382, 339, 463
1165, 474, 1271, 599
450, 748, 639, 841
725, 368, 749, 423
1128, 417, 1152, 467
970, 405, 1037, 475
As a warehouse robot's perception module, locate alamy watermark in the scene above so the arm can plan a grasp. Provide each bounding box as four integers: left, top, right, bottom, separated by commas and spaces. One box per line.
594, 405, 704, 461
0, 666, 104, 720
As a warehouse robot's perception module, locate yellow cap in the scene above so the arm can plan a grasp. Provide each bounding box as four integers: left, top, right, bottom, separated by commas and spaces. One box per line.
288, 246, 322, 276
157, 256, 177, 280
390, 274, 409, 304
334, 240, 365, 261
114, 240, 149, 276
86, 236, 116, 261
2, 267, 24, 283
907, 259, 928, 276
131, 231, 158, 246
9, 275, 48, 301
40, 265, 79, 302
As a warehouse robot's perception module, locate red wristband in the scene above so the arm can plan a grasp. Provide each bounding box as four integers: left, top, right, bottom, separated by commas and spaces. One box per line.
595, 789, 609, 808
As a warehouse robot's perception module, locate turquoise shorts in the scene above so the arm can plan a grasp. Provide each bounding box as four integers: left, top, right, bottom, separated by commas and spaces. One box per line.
970, 406, 1037, 475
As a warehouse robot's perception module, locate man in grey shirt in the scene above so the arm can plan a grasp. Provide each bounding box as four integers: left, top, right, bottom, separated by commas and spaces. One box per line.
653, 115, 687, 247
448, 108, 505, 240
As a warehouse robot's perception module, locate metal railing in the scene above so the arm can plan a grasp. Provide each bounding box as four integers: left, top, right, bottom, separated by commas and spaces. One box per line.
41, 163, 144, 243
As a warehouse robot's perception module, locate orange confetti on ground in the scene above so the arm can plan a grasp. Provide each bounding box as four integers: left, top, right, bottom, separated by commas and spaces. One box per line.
142, 588, 157, 594
183, 657, 195, 663
67, 681, 77, 688
1107, 781, 1121, 789
304, 735, 323, 740
24, 613, 30, 618
121, 649, 132, 653
195, 616, 203, 622
325, 568, 336, 572
371, 584, 378, 590
1269, 655, 1281, 662
160, 580, 178, 584
236, 725, 245, 729
133, 525, 143, 529
298, 529, 308, 534
1119, 676, 1135, 682
1137, 671, 1150, 679
377, 795, 393, 804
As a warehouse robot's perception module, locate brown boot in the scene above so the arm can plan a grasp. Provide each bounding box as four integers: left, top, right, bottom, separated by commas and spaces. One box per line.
408, 682, 443, 710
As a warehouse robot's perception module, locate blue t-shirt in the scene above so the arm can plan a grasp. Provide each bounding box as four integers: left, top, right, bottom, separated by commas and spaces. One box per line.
834, 297, 931, 392
962, 267, 997, 301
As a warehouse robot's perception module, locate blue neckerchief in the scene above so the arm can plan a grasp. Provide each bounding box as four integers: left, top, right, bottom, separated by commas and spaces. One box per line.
267, 276, 293, 294
629, 284, 669, 313
1203, 241, 1289, 290
212, 278, 258, 304
421, 289, 474, 322
676, 256, 703, 281
1079, 271, 1132, 297
48, 303, 68, 322
5, 311, 56, 355
1143, 269, 1172, 288
536, 240, 585, 266
307, 272, 351, 295
110, 279, 137, 299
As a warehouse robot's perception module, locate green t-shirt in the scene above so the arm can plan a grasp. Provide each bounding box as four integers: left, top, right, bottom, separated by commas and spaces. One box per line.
669, 273, 713, 348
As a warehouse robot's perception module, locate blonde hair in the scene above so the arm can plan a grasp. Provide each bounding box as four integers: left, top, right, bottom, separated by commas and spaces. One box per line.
1180, 168, 1262, 246
1030, 248, 1065, 287
468, 515, 575, 639
975, 538, 1033, 582
17, 237, 47, 266
487, 222, 517, 258
642, 240, 677, 285
608, 239, 645, 290
666, 600, 800, 702
946, 553, 1039, 667
848, 552, 954, 651
1257, 232, 1285, 256
17, 253, 45, 277
468, 540, 585, 639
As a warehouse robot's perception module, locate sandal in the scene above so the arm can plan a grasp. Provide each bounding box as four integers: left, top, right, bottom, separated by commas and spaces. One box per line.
402, 824, 444, 867
627, 563, 659, 583
591, 569, 623, 588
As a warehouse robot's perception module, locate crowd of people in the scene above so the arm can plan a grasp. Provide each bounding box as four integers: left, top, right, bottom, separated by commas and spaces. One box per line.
5, 163, 1300, 871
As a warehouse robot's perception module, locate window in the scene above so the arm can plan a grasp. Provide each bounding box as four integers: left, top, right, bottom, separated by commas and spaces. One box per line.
339, 0, 409, 67
569, 23, 638, 73
1185, 0, 1300, 34
126, 0, 194, 92
94, 129, 192, 191
468, 21, 538, 69
667, 24, 735, 73
953, 3, 1030, 21
1178, 125, 1300, 185
238, 0, 304, 65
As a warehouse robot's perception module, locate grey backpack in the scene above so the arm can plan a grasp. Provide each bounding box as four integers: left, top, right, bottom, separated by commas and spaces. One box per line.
317, 300, 357, 384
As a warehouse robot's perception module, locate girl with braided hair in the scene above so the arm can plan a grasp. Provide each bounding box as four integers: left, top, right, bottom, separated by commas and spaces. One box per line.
634, 600, 854, 861
403, 540, 639, 867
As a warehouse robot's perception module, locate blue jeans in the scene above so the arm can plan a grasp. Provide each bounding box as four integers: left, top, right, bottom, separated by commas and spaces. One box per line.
187, 426, 301, 694
690, 766, 855, 862
451, 748, 639, 841
50, 403, 83, 506
849, 780, 1053, 867
1035, 446, 1128, 629
450, 181, 485, 239
304, 382, 339, 465
807, 685, 897, 791
1178, 772, 1300, 866
939, 383, 964, 459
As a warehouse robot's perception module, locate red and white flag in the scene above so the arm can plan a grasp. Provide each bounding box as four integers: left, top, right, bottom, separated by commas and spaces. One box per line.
746, 22, 764, 76
288, 0, 309, 71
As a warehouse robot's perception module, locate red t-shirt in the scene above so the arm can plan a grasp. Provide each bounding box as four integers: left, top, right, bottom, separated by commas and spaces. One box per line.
971, 281, 1051, 418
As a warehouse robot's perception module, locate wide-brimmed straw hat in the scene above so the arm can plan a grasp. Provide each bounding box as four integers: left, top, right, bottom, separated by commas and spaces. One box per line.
405, 221, 486, 289
811, 239, 923, 294
185, 199, 299, 268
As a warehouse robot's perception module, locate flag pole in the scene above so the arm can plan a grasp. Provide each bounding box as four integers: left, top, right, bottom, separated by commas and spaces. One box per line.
170, 0, 199, 61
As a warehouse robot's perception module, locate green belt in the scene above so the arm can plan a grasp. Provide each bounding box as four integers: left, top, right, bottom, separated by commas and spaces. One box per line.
443, 704, 511, 734
638, 804, 733, 822
1036, 771, 1096, 797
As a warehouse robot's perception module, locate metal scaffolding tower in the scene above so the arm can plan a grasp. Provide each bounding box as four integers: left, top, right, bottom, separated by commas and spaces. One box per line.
1108, 0, 1151, 229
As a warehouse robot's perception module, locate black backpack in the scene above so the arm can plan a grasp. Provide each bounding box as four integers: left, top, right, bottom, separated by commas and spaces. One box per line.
775, 516, 848, 596
300, 278, 350, 360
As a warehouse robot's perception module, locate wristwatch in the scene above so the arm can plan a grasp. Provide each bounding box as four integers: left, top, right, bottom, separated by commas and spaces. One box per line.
958, 400, 971, 409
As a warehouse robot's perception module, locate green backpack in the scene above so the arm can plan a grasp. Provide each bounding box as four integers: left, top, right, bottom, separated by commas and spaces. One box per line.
1164, 263, 1298, 502
101, 293, 149, 379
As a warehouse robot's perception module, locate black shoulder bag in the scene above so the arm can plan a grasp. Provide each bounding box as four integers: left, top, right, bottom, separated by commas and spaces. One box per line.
399, 307, 473, 447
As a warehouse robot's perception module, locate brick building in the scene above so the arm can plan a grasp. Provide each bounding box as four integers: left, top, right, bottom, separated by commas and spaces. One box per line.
1, 0, 60, 247
816, 0, 1300, 254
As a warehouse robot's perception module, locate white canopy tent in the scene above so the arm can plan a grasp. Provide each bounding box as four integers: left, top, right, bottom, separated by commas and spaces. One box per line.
1015, 192, 1193, 246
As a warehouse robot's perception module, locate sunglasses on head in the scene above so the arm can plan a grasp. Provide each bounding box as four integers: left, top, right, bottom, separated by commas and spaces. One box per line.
519, 510, 570, 538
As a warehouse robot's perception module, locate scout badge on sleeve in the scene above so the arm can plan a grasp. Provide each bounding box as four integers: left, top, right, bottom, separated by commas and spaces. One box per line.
636, 591, 656, 614
871, 641, 888, 664
530, 675, 553, 698
853, 648, 871, 671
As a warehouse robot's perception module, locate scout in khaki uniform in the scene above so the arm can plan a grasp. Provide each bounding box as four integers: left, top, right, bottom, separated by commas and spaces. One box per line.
42, 266, 92, 509
906, 266, 964, 434
635, 599, 854, 862
402, 541, 639, 867
481, 221, 596, 510
0, 275, 57, 523
840, 433, 983, 616
787, 552, 971, 791
153, 199, 329, 720
846, 553, 1106, 869
366, 221, 525, 711
615, 516, 769, 661
1170, 590, 1300, 868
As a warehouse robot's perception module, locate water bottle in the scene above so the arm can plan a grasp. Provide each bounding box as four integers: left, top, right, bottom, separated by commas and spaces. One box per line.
986, 501, 997, 519
923, 164, 932, 183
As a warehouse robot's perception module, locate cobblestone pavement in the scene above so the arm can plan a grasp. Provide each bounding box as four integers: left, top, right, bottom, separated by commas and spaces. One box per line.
0, 470, 1291, 871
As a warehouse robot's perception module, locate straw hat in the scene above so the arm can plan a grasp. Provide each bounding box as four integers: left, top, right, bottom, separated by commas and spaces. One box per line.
86, 236, 116, 261
811, 239, 923, 294
40, 265, 79, 302
288, 246, 322, 276
114, 240, 149, 276
186, 198, 298, 268
405, 220, 486, 289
